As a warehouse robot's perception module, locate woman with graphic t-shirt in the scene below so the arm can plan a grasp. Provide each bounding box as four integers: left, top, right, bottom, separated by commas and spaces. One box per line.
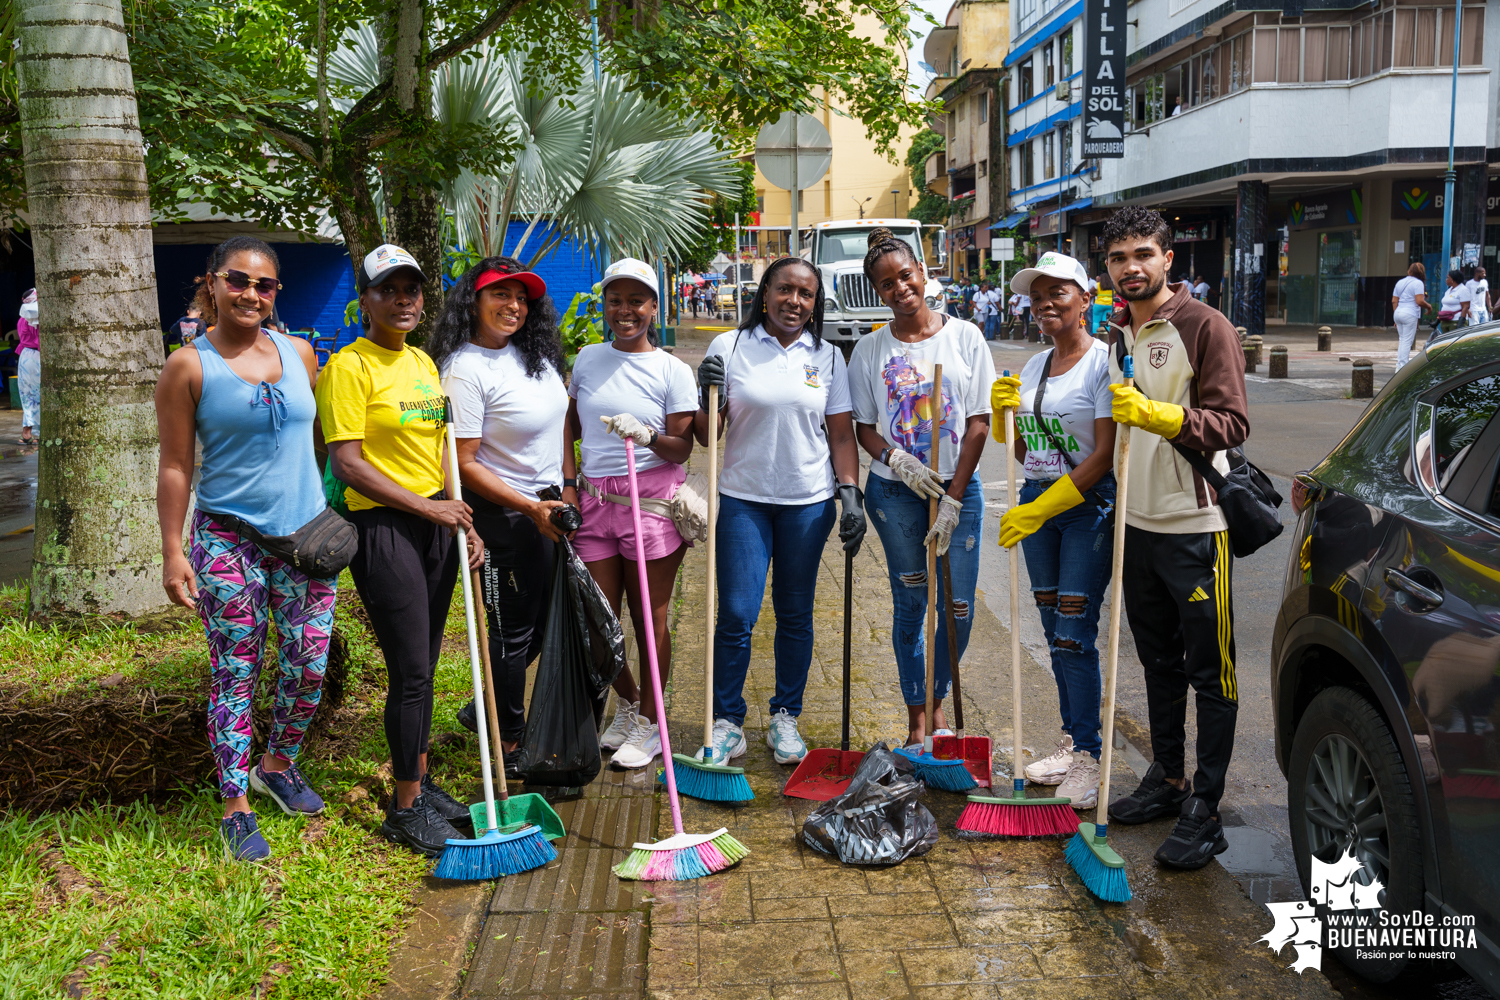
427, 257, 570, 768
848, 229, 996, 751
316, 244, 485, 860
991, 252, 1117, 812
690, 256, 865, 769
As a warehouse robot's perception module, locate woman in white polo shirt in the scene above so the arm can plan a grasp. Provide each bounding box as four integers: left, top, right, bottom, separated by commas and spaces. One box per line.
693, 256, 865, 766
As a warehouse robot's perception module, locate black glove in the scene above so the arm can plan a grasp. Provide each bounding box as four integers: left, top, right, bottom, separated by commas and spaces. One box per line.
837, 484, 866, 556
698, 354, 727, 411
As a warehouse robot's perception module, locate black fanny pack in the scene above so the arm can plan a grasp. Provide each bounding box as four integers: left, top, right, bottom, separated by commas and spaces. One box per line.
207, 506, 358, 578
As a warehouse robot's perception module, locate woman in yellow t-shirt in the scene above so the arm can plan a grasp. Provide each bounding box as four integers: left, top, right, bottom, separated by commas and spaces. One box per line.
315, 243, 484, 859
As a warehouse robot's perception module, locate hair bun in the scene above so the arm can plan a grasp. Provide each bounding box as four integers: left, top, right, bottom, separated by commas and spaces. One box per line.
867, 227, 896, 247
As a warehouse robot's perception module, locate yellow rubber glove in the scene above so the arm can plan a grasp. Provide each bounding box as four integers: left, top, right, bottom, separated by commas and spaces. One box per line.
1110, 383, 1184, 438
998, 475, 1085, 548
990, 375, 1022, 417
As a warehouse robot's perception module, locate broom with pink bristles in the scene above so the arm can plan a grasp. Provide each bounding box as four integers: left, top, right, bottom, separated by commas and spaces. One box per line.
956, 380, 1077, 838
611, 435, 749, 882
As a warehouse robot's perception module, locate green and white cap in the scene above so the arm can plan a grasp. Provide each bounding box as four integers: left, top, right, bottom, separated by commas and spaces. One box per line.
1010, 251, 1089, 295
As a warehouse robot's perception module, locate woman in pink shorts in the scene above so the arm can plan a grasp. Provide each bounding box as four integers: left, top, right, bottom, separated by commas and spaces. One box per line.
562, 258, 698, 769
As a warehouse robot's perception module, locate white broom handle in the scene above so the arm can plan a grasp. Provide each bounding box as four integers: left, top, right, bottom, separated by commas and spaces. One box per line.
1005, 397, 1023, 795
1096, 370, 1132, 832
923, 363, 942, 755
704, 383, 718, 752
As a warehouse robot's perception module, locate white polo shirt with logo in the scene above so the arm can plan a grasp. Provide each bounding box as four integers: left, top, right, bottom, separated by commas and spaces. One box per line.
706, 325, 852, 504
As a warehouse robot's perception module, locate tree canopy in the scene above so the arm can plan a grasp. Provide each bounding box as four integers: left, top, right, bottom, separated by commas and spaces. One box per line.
905, 128, 947, 226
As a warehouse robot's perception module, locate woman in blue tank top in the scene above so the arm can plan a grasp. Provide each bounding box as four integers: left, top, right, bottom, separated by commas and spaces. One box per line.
155, 236, 336, 862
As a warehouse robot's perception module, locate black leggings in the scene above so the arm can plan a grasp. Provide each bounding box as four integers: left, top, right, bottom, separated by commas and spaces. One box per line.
471, 494, 555, 745
348, 505, 459, 783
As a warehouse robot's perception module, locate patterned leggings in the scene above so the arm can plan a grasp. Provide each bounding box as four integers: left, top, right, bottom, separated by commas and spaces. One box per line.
191, 511, 338, 799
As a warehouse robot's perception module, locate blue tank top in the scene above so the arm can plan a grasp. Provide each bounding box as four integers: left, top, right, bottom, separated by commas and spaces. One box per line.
195, 331, 326, 537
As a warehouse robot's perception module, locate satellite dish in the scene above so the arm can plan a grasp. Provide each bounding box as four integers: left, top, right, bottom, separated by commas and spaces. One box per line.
755, 112, 832, 192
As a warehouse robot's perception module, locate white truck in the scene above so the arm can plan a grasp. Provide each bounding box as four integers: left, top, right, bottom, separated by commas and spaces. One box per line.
811, 218, 947, 348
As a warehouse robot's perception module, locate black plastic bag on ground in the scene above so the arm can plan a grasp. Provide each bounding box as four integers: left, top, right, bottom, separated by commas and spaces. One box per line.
802, 742, 939, 865
516, 539, 625, 786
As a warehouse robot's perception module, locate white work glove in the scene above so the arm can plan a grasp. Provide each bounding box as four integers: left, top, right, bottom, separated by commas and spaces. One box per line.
600, 413, 655, 446
925, 495, 963, 556
885, 448, 945, 499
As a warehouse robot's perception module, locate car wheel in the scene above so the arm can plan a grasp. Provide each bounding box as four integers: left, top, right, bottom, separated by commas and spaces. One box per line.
1288, 685, 1424, 983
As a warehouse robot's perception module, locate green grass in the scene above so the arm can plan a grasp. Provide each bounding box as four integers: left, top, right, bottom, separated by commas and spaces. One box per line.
1, 571, 496, 998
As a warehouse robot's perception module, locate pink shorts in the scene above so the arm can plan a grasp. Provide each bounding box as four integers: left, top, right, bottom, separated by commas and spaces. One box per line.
574, 462, 689, 563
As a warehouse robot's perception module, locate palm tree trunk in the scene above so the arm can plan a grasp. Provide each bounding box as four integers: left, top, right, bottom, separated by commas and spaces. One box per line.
384, 0, 443, 340
16, 0, 167, 616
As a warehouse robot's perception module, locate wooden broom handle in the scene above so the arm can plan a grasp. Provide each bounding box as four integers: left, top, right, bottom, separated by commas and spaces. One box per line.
1096, 370, 1133, 829
473, 571, 510, 802
704, 383, 719, 752
923, 363, 942, 754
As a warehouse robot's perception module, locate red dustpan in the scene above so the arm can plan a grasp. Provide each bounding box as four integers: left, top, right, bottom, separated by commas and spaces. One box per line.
784, 549, 865, 801
930, 553, 993, 788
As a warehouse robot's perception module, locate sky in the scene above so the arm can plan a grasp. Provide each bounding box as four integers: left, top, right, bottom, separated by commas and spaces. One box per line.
907, 0, 953, 94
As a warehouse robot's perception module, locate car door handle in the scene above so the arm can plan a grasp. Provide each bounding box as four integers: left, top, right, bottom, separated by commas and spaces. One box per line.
1385, 568, 1444, 606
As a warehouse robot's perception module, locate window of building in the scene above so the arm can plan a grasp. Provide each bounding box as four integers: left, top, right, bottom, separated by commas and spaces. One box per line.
1020, 142, 1034, 188
1061, 28, 1074, 79
757, 193, 765, 213
797, 190, 805, 212
1042, 131, 1056, 179
958, 98, 966, 121
1043, 43, 1055, 89
1019, 58, 1034, 102
979, 92, 989, 123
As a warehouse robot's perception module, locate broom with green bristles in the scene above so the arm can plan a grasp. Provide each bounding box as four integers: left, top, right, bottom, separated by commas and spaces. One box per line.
1062, 356, 1134, 902
614, 436, 749, 882
661, 383, 753, 802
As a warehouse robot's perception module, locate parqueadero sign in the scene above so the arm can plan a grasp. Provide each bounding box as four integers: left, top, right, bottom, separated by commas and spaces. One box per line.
1083, 0, 1126, 157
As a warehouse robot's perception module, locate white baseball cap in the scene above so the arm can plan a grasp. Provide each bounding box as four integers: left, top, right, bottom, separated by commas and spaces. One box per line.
360, 243, 426, 290
1010, 250, 1089, 295
600, 258, 659, 298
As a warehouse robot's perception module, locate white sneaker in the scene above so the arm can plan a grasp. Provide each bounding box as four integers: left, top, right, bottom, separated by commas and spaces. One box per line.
694, 718, 748, 765
600, 699, 639, 751
766, 709, 807, 765
1025, 735, 1075, 785
1056, 751, 1100, 810
611, 717, 661, 770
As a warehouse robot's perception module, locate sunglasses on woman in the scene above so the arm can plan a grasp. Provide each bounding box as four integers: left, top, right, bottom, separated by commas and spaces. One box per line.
215, 269, 282, 297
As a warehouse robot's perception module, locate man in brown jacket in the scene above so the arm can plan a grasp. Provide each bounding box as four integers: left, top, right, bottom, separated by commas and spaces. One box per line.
1101, 206, 1249, 870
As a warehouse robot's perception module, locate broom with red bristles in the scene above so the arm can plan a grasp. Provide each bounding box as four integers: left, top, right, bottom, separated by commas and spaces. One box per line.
956, 379, 1077, 838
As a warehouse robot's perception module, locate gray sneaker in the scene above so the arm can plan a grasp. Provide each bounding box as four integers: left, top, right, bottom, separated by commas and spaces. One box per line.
1056, 752, 1101, 811
766, 710, 807, 765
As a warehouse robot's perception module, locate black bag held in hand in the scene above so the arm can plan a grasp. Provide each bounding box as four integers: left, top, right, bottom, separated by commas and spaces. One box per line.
517, 538, 626, 786
802, 742, 939, 866
207, 506, 358, 578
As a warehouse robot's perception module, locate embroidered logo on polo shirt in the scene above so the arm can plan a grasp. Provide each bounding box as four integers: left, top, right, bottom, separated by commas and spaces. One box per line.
803, 364, 820, 388
1148, 342, 1171, 369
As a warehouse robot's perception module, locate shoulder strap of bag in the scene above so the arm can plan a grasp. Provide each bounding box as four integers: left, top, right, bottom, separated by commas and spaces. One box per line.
1031, 350, 1077, 472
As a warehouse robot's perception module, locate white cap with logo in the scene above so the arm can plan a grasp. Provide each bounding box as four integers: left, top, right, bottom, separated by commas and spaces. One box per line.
1009, 251, 1089, 295
600, 258, 660, 298
361, 244, 427, 290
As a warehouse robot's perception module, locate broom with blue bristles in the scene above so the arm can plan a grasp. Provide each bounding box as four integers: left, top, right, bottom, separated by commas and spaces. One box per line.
434, 398, 557, 880
661, 384, 753, 802
892, 363, 977, 793
1062, 356, 1134, 903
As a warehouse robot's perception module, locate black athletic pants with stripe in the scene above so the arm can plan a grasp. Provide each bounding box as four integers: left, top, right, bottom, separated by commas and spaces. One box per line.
1122, 525, 1238, 815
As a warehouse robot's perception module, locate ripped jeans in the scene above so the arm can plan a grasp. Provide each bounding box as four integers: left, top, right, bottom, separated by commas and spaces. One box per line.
865, 472, 985, 706
1018, 474, 1115, 757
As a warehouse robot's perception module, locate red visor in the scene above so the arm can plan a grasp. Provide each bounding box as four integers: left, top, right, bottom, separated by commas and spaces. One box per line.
475, 267, 547, 300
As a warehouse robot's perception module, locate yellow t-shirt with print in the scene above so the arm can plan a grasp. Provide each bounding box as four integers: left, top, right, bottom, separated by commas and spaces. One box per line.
316, 337, 446, 512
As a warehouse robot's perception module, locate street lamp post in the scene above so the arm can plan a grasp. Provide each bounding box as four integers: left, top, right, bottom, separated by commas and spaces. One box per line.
1438, 0, 1463, 276
851, 195, 872, 219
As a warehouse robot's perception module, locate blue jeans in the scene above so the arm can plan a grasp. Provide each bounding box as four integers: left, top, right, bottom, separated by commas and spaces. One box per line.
1017, 474, 1116, 757
983, 314, 1000, 340
712, 495, 836, 725
865, 473, 985, 706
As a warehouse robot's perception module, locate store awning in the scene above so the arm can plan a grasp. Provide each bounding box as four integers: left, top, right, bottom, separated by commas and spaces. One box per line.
990, 211, 1030, 230
1036, 197, 1092, 219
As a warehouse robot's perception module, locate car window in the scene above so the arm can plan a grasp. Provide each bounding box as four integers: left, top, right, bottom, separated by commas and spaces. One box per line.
1426, 375, 1500, 490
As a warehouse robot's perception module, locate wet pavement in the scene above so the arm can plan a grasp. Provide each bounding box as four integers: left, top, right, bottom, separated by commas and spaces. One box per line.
0, 409, 38, 589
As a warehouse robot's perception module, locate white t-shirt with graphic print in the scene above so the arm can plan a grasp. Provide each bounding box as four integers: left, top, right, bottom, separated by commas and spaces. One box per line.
1015, 339, 1114, 481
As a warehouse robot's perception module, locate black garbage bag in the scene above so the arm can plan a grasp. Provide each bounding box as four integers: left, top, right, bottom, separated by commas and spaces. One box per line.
802, 742, 939, 865
516, 539, 626, 786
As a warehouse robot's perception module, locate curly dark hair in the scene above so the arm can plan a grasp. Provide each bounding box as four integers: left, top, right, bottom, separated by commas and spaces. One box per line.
862, 227, 920, 284
738, 256, 825, 346
192, 236, 281, 325
1100, 205, 1173, 255
427, 256, 563, 379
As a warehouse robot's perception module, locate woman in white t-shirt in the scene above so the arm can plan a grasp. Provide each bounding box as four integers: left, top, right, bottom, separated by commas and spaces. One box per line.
1440, 270, 1472, 334
1390, 262, 1429, 369
690, 257, 863, 767
990, 252, 1117, 810
562, 258, 698, 770
848, 229, 996, 749
430, 258, 571, 765
1468, 266, 1490, 326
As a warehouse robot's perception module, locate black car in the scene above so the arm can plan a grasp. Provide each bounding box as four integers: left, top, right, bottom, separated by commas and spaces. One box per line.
1274, 326, 1500, 991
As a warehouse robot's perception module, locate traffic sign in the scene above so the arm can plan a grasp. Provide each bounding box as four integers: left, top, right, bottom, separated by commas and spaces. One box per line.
755, 113, 832, 192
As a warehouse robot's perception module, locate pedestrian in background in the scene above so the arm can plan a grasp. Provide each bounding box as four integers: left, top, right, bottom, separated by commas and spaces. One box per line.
14, 288, 38, 447
1391, 262, 1429, 369
562, 258, 698, 770
992, 252, 1116, 810
849, 228, 995, 750
971, 280, 994, 340
1468, 266, 1490, 326
1102, 206, 1249, 871
427, 257, 570, 767
318, 244, 484, 858
1192, 275, 1210, 303
1438, 270, 1471, 334
165, 302, 206, 354
154, 236, 335, 862
692, 256, 865, 768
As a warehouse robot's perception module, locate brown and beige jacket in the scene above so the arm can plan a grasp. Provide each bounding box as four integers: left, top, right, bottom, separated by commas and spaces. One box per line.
1107, 283, 1249, 535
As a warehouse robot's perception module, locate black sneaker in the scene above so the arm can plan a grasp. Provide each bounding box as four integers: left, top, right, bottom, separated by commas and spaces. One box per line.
1153, 796, 1229, 870
1108, 761, 1191, 825
420, 773, 472, 825
381, 795, 465, 858
456, 699, 479, 733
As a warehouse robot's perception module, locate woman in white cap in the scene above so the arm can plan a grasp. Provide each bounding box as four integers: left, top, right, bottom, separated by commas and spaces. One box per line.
562, 258, 698, 769
15, 288, 38, 446
990, 251, 1117, 810
316, 243, 484, 858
